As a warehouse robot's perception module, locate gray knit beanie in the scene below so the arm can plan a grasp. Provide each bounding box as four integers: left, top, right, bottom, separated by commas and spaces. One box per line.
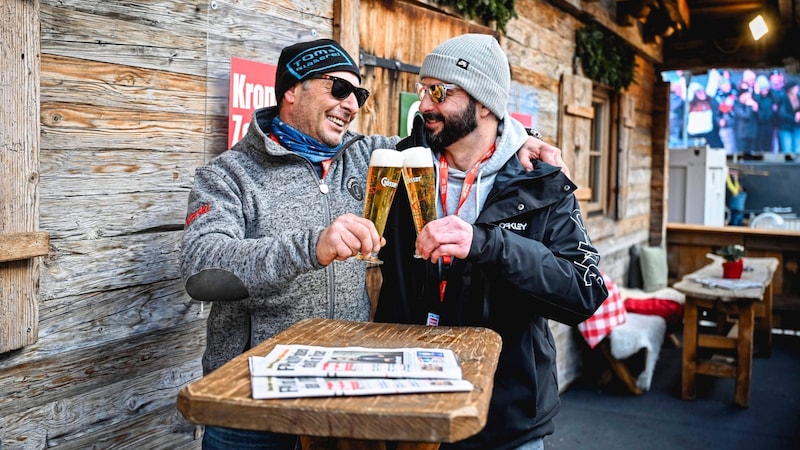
420, 34, 510, 119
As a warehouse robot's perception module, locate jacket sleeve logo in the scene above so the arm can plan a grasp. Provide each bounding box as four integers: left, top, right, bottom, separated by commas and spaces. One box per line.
185, 203, 210, 227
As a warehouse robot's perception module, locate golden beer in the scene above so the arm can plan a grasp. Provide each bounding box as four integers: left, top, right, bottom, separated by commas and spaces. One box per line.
401, 147, 437, 234
363, 149, 404, 237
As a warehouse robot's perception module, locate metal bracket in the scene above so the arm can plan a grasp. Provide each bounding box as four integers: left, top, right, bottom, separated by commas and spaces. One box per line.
360, 51, 420, 74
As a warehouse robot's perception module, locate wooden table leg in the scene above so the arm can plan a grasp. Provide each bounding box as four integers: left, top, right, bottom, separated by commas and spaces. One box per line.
735, 302, 755, 408
681, 296, 699, 401
756, 283, 773, 357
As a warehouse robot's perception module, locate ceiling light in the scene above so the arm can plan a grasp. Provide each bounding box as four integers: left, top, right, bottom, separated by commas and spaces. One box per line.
749, 15, 768, 41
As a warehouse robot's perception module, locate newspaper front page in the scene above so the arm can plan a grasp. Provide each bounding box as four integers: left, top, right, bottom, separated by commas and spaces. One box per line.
251, 376, 473, 399
249, 344, 464, 379
248, 344, 472, 399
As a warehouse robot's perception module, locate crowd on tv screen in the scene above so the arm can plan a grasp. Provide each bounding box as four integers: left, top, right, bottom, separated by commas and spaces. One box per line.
667, 68, 800, 157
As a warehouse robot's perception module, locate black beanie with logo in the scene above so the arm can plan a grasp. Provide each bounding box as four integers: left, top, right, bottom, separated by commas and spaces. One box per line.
274, 39, 361, 105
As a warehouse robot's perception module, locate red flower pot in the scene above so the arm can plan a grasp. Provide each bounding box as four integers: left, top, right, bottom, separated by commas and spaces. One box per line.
722, 259, 744, 279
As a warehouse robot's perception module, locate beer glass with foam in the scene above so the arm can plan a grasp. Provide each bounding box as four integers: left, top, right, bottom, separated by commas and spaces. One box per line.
401, 147, 437, 258
359, 148, 404, 264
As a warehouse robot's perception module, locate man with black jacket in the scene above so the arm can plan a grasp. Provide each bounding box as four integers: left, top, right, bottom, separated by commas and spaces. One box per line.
375, 34, 608, 450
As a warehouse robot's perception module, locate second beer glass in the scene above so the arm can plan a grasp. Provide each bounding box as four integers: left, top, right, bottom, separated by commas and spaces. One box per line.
360, 148, 404, 264
401, 147, 437, 259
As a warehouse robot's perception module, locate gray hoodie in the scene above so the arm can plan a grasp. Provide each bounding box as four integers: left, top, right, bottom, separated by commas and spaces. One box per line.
180, 106, 398, 374
440, 117, 530, 224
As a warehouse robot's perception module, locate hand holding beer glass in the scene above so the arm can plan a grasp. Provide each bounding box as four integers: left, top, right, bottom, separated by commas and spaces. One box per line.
401, 147, 437, 259
358, 148, 404, 264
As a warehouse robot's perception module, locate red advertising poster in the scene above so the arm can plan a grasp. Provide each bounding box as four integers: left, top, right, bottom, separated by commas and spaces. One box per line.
228, 57, 277, 149
510, 112, 533, 128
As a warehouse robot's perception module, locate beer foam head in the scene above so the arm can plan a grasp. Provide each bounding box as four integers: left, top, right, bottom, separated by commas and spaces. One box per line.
402, 147, 434, 168
369, 149, 405, 167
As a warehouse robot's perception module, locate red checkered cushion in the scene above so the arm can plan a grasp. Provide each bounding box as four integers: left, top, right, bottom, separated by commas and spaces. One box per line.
578, 273, 627, 348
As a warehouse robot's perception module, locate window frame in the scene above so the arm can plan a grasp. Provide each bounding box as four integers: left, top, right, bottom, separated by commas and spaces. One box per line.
586, 83, 619, 218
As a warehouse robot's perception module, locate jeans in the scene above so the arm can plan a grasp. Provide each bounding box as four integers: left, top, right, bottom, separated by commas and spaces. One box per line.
513, 437, 545, 450
719, 128, 736, 154
202, 426, 298, 450
778, 128, 800, 154
201, 426, 542, 450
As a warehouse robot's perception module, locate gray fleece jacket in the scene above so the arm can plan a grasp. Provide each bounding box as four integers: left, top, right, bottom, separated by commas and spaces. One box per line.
180, 106, 398, 374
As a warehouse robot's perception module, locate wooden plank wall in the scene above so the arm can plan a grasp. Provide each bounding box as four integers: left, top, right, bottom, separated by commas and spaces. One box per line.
356, 0, 498, 137
0, 0, 334, 447
0, 0, 665, 446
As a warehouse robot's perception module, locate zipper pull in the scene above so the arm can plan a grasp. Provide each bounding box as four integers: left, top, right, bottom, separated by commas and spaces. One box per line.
320, 159, 332, 194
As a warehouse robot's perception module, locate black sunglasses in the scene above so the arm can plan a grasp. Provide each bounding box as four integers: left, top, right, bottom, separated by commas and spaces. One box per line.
310, 74, 370, 108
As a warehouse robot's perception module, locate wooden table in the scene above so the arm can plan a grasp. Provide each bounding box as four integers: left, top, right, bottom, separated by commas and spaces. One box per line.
673, 256, 779, 407
176, 318, 502, 449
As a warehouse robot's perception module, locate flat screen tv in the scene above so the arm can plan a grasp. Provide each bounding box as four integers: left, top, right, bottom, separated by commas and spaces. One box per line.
663, 68, 800, 157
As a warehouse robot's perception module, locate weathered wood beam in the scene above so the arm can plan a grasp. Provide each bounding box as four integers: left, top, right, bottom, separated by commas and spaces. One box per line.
662, 0, 690, 28
2, 0, 43, 353
0, 232, 50, 263
617, 0, 657, 26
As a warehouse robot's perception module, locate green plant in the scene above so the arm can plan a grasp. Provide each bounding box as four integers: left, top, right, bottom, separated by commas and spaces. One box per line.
716, 244, 745, 262
435, 0, 518, 33
575, 22, 637, 92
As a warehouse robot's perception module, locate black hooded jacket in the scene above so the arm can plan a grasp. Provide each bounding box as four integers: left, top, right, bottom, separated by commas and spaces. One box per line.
375, 119, 608, 449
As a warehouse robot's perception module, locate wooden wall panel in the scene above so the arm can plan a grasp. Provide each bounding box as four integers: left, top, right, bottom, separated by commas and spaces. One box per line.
650, 81, 670, 245
1, 0, 42, 353
356, 0, 496, 137
617, 92, 635, 219
0, 324, 204, 447
39, 2, 208, 77
558, 74, 593, 191
505, 0, 576, 143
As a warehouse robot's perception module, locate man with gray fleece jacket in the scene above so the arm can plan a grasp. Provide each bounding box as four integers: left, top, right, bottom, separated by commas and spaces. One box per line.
180, 39, 395, 449
181, 38, 568, 449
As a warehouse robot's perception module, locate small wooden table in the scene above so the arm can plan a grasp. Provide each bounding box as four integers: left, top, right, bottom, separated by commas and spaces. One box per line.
176, 318, 502, 449
674, 256, 779, 407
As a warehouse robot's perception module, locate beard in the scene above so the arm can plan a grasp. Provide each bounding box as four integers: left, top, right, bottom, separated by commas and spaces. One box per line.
423, 99, 478, 153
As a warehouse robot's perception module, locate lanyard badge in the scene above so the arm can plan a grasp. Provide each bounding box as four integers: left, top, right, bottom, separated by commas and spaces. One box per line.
428, 145, 495, 326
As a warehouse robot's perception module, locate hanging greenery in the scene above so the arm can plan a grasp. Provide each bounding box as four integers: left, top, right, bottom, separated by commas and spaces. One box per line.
435, 0, 518, 33
575, 22, 637, 92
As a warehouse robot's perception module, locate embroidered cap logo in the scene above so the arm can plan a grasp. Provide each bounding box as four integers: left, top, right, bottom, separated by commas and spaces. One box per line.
286, 44, 357, 81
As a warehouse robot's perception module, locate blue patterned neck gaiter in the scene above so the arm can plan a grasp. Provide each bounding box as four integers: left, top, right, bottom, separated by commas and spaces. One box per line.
271, 116, 341, 165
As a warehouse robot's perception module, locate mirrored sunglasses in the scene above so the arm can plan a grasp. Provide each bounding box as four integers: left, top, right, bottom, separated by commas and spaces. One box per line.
415, 82, 459, 104
311, 74, 370, 108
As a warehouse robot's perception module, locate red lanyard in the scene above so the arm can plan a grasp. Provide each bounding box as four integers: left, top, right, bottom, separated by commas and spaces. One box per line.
436, 144, 495, 302
321, 159, 332, 179
438, 144, 496, 217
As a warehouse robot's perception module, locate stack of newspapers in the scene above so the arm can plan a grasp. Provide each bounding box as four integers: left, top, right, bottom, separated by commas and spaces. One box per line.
248, 344, 474, 399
